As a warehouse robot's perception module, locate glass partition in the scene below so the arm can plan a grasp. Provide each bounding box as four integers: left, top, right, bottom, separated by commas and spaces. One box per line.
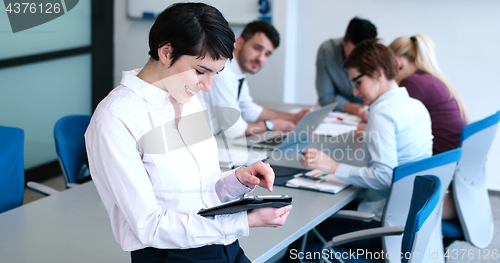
0, 54, 91, 169
0, 0, 91, 60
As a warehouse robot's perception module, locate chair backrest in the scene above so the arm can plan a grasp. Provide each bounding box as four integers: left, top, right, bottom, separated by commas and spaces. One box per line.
453, 111, 500, 248
382, 148, 461, 263
54, 115, 91, 185
0, 125, 24, 213
401, 175, 441, 263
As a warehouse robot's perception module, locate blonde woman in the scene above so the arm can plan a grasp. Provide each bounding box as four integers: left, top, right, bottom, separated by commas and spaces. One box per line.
389, 34, 467, 155
389, 34, 467, 220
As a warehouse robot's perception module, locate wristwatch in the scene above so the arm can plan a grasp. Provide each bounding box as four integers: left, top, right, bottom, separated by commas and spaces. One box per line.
265, 120, 274, 131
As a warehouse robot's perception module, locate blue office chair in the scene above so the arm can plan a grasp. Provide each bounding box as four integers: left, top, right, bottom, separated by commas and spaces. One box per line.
305, 149, 460, 263
381, 149, 461, 263
0, 125, 25, 214
0, 125, 56, 210
54, 115, 92, 186
320, 175, 442, 263
442, 111, 500, 248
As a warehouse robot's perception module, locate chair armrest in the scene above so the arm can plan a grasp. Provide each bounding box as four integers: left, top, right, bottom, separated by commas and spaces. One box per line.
325, 226, 404, 248
329, 210, 376, 222
27, 181, 60, 196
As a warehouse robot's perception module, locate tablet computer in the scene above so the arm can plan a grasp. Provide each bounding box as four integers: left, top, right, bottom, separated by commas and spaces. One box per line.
198, 195, 292, 217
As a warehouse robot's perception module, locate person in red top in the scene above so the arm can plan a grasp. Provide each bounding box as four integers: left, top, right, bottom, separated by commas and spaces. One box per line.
389, 34, 468, 220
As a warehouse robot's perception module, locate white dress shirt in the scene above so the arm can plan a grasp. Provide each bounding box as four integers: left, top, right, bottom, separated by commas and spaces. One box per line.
203, 58, 264, 138
335, 87, 433, 221
85, 69, 254, 252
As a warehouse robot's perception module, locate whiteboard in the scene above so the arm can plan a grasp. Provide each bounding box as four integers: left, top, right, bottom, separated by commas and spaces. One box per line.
127, 0, 265, 25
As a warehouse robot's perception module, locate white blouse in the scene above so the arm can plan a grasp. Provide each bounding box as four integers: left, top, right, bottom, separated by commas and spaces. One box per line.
85, 69, 253, 251
335, 87, 433, 221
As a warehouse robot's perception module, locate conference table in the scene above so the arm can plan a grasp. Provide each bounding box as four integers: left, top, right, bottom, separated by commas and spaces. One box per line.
0, 181, 364, 263
234, 101, 370, 262
0, 102, 368, 262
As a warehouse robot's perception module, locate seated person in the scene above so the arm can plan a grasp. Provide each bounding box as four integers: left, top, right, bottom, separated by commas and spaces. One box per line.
285, 39, 433, 260
85, 4, 292, 263
389, 34, 468, 220
204, 21, 309, 138
315, 17, 377, 118
389, 34, 468, 155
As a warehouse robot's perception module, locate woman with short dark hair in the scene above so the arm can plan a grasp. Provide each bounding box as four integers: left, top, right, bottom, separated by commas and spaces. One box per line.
85, 3, 291, 263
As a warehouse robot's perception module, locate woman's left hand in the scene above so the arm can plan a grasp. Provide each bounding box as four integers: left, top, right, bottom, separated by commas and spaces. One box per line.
300, 148, 339, 174
235, 161, 274, 191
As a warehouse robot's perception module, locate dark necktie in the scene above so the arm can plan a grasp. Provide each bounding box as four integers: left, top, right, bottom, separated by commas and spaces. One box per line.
237, 78, 245, 100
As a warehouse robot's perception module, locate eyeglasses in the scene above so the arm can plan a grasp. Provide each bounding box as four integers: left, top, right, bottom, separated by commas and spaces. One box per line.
351, 73, 367, 88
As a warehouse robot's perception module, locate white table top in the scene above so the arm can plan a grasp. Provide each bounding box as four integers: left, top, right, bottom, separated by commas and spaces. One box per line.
239, 185, 364, 262
0, 182, 129, 262
0, 182, 362, 263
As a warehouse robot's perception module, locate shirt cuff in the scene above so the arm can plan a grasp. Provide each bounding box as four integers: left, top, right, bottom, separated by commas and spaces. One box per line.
334, 95, 349, 112
221, 168, 255, 198
334, 163, 352, 182
217, 211, 250, 241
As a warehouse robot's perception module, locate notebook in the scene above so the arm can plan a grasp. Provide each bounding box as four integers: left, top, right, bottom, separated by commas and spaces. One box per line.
286, 169, 350, 194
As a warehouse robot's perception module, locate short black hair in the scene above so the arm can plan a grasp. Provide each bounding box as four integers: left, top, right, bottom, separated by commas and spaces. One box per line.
241, 20, 280, 49
148, 3, 235, 67
344, 17, 377, 45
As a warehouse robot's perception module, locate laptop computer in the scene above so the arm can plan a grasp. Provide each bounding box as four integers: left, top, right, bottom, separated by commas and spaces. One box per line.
243, 103, 337, 150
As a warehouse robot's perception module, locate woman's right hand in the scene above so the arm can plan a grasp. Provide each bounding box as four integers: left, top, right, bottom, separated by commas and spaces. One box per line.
299, 149, 339, 174
247, 205, 293, 228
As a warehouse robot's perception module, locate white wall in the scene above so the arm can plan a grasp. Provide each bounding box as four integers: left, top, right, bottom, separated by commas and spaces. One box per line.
114, 0, 152, 87
114, 0, 500, 189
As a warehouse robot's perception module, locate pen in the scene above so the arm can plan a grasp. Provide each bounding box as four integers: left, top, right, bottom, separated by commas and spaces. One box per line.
297, 149, 305, 156
299, 174, 324, 181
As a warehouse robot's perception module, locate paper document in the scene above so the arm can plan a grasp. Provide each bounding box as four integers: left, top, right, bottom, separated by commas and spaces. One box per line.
286, 169, 350, 194
313, 123, 357, 137
323, 111, 362, 126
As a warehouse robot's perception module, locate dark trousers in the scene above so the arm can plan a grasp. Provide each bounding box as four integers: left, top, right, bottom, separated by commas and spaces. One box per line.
281, 200, 383, 263
131, 240, 250, 263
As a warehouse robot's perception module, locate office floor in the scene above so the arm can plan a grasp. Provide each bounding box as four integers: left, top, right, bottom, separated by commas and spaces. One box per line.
23, 176, 500, 263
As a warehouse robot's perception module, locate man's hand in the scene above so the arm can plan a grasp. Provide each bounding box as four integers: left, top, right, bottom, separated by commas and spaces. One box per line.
344, 103, 366, 116
299, 148, 339, 174
292, 108, 311, 124
235, 161, 274, 191
270, 119, 295, 132
248, 205, 293, 227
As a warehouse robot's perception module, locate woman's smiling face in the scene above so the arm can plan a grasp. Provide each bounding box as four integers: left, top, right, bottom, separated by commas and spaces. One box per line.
155, 54, 227, 104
